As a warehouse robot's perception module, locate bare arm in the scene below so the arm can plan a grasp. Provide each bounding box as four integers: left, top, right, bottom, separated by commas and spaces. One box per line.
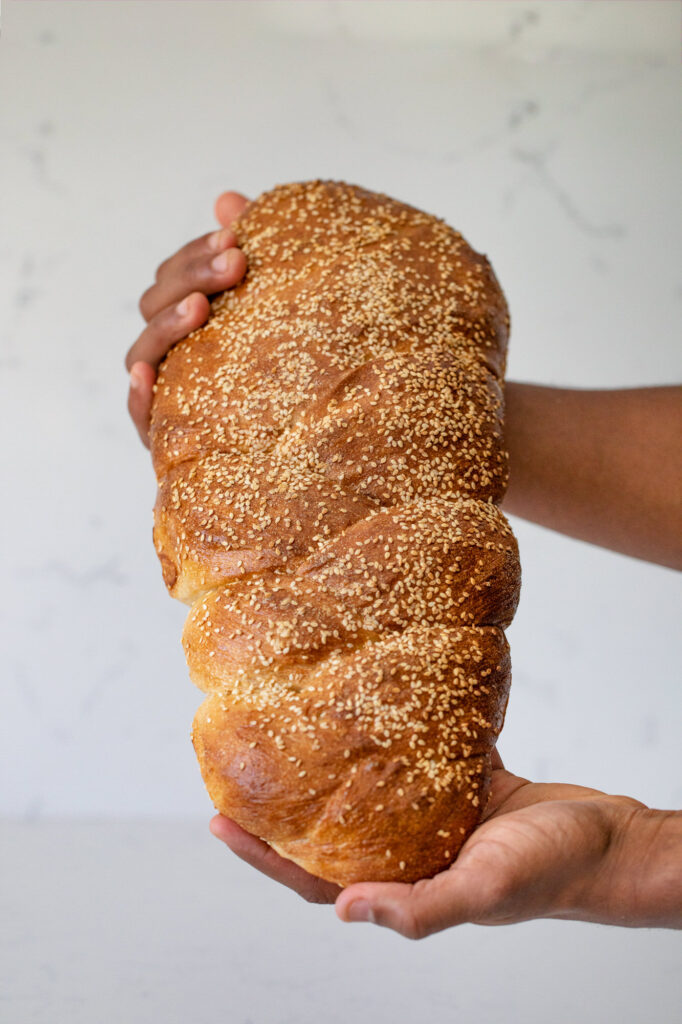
503, 384, 682, 570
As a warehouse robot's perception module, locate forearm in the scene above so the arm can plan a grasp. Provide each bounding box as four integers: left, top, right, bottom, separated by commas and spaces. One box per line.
502, 384, 682, 570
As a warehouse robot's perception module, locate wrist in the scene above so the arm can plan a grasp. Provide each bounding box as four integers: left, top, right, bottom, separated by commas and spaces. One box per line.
561, 797, 682, 929
610, 805, 682, 928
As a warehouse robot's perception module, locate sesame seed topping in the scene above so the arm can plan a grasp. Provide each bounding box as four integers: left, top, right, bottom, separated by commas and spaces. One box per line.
151, 180, 520, 883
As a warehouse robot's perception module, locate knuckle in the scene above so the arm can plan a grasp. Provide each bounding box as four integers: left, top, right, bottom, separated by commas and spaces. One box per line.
150, 302, 178, 334
303, 890, 326, 905
138, 288, 154, 319
399, 908, 427, 941
154, 257, 170, 282
188, 254, 212, 288
374, 902, 427, 941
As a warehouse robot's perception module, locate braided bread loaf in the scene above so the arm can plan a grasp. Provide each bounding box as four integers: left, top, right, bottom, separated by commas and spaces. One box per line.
150, 181, 521, 886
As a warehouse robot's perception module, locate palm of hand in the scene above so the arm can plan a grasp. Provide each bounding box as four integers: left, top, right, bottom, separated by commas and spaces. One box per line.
442, 769, 613, 926
210, 764, 633, 936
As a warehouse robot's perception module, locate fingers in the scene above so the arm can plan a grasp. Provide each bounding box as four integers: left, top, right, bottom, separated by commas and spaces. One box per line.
493, 780, 610, 815
210, 816, 341, 905
484, 765, 533, 820
125, 291, 209, 373
336, 871, 472, 940
127, 191, 250, 450
127, 361, 157, 448
139, 237, 246, 323
125, 293, 211, 447
152, 227, 236, 290
214, 191, 250, 228
138, 191, 249, 324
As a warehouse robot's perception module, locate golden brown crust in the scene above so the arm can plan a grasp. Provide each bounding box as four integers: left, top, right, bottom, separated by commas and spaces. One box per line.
150, 180, 520, 885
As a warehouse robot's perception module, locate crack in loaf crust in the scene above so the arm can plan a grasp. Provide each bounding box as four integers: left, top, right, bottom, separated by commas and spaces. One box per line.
149, 180, 521, 885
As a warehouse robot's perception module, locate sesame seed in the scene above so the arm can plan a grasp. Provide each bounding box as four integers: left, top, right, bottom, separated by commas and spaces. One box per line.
150, 179, 519, 881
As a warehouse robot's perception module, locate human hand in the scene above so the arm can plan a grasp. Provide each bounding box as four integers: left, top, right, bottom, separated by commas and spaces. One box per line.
124, 191, 250, 447
210, 752, 681, 934
334, 764, 646, 935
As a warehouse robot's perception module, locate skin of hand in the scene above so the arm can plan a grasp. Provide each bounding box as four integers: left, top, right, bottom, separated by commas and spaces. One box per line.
127, 193, 682, 933
209, 752, 682, 935
124, 191, 250, 447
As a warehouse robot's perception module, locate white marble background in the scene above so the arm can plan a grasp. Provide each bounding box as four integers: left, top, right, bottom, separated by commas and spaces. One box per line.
1, 2, 681, 1021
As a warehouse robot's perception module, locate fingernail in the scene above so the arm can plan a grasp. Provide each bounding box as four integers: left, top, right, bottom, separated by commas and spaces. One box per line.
346, 899, 373, 923
176, 296, 191, 317
208, 228, 232, 253
211, 249, 234, 273
129, 365, 143, 390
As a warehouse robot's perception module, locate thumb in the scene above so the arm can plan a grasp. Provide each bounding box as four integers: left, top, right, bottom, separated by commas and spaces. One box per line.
335, 870, 474, 940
